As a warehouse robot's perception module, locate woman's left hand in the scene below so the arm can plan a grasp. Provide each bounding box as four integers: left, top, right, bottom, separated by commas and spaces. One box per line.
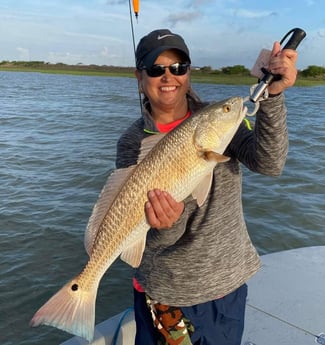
267, 41, 298, 95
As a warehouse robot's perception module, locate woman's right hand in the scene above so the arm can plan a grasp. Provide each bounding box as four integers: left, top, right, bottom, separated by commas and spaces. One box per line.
145, 189, 184, 229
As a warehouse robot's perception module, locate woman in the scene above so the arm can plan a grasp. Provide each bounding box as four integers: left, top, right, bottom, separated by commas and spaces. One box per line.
116, 29, 298, 345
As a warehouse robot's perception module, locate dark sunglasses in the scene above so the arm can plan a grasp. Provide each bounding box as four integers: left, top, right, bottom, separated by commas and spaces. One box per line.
142, 62, 190, 77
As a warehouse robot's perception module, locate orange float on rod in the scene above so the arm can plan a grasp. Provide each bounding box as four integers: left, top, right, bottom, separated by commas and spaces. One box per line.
132, 0, 139, 20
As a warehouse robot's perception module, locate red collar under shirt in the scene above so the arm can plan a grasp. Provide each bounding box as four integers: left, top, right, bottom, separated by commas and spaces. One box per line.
155, 110, 191, 133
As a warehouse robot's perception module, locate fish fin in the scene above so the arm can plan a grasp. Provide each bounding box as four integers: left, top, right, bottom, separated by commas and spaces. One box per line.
204, 151, 230, 163
30, 276, 97, 342
137, 134, 166, 163
85, 166, 136, 255
192, 172, 214, 207
192, 153, 229, 206
191, 153, 229, 206
120, 236, 146, 268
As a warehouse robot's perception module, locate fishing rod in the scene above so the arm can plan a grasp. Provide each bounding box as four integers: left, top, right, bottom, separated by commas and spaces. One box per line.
128, 0, 138, 56
128, 0, 142, 111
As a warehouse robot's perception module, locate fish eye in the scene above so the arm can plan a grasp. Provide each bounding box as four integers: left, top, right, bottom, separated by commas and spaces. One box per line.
223, 105, 231, 113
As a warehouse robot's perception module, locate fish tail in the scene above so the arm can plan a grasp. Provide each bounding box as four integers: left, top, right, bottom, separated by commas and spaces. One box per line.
30, 275, 98, 342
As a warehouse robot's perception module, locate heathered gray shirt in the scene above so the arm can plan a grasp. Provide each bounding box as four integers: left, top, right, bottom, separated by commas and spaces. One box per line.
116, 93, 288, 306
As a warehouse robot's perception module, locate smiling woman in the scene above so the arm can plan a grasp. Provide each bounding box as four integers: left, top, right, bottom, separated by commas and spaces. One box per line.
112, 27, 301, 345
1, 70, 324, 345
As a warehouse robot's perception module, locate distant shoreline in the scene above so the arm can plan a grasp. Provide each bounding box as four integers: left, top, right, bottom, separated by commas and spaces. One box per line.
1, 63, 324, 87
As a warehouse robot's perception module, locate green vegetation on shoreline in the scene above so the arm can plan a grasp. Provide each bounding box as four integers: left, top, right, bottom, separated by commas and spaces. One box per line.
1, 61, 324, 87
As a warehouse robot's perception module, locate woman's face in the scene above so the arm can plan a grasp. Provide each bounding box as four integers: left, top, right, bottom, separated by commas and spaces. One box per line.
136, 49, 190, 113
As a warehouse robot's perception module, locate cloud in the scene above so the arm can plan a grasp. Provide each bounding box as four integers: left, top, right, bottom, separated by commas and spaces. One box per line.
47, 51, 82, 64
100, 47, 110, 57
16, 47, 30, 60
317, 28, 325, 37
106, 0, 126, 4
166, 11, 202, 26
189, 0, 214, 8
233, 8, 278, 19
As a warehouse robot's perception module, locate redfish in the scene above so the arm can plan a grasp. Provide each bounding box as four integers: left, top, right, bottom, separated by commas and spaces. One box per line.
30, 97, 247, 342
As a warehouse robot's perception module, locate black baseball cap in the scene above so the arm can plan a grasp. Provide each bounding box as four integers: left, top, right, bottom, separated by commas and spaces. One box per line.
135, 29, 191, 69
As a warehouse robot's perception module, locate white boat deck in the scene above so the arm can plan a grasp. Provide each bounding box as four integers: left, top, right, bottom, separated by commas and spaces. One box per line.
242, 245, 325, 345
62, 246, 325, 345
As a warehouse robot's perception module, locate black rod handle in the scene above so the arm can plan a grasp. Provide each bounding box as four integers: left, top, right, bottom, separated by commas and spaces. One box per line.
281, 28, 307, 50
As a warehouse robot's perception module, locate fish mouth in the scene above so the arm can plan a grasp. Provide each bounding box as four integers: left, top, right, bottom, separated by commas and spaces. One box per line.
241, 105, 248, 118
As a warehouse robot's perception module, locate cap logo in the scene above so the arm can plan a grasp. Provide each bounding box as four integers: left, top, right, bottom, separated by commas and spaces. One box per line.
157, 34, 175, 40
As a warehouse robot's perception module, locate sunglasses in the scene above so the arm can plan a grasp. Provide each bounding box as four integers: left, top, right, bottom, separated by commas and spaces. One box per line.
142, 62, 190, 77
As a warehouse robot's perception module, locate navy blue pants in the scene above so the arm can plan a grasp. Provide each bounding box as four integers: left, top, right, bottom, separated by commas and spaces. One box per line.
134, 284, 247, 345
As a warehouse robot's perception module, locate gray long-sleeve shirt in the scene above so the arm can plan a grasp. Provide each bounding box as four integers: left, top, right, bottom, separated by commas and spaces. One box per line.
116, 93, 288, 306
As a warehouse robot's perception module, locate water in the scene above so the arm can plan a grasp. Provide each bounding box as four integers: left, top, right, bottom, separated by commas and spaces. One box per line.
0, 72, 324, 345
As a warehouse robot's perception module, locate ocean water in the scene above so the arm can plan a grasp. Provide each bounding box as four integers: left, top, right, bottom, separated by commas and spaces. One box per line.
0, 71, 324, 345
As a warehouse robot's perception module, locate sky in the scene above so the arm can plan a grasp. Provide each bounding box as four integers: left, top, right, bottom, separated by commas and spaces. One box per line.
0, 0, 324, 70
